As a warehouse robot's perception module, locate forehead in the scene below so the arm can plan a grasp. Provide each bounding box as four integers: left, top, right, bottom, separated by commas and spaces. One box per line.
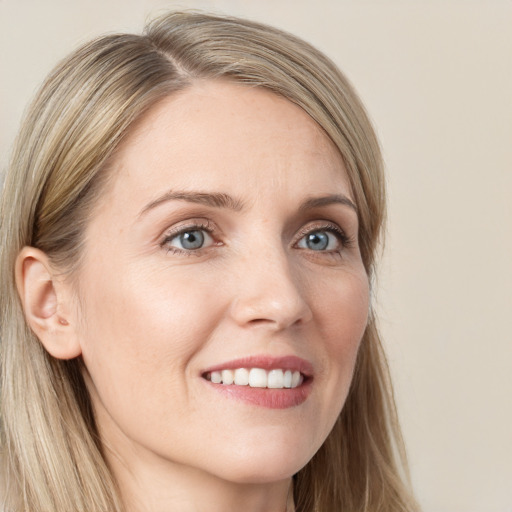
101, 80, 352, 213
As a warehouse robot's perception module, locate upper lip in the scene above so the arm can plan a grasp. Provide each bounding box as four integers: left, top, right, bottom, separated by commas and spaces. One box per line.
202, 355, 314, 378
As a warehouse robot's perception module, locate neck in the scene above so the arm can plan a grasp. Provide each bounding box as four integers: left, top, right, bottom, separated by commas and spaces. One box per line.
103, 436, 293, 512
115, 458, 293, 512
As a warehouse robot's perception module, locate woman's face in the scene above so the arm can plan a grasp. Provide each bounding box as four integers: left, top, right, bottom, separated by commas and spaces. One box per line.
75, 81, 369, 484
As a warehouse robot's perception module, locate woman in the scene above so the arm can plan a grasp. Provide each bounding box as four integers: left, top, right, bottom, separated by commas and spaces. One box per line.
0, 11, 419, 512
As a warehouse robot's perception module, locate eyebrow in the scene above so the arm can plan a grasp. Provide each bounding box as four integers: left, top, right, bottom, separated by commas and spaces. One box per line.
138, 190, 357, 217
139, 190, 245, 217
299, 194, 358, 213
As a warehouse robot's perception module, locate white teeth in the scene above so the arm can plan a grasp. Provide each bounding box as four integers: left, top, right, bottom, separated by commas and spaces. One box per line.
206, 368, 304, 389
221, 369, 234, 385
291, 371, 301, 388
283, 370, 292, 388
249, 368, 267, 388
267, 369, 284, 389
234, 368, 249, 385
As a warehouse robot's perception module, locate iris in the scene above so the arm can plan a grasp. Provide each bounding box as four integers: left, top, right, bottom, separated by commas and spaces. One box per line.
305, 231, 329, 251
179, 230, 205, 250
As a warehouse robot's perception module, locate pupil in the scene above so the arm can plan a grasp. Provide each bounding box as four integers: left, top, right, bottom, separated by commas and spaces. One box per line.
307, 232, 328, 251
180, 230, 204, 250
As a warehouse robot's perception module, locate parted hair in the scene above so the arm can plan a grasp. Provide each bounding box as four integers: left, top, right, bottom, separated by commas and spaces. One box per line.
0, 11, 419, 512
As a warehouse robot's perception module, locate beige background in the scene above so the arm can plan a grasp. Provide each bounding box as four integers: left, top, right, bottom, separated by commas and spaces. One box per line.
1, 1, 511, 510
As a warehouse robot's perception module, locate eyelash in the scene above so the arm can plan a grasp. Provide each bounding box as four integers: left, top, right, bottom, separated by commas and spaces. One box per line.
160, 220, 354, 256
161, 220, 217, 256
294, 222, 354, 253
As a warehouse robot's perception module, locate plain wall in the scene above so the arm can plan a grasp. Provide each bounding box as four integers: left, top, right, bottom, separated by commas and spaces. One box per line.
1, 1, 511, 511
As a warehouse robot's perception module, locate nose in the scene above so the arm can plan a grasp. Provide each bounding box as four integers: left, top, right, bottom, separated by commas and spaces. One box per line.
228, 248, 313, 330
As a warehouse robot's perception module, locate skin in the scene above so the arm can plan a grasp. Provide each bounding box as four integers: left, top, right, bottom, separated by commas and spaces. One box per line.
22, 81, 370, 512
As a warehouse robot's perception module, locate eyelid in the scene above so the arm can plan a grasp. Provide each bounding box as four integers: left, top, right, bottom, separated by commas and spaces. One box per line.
158, 218, 354, 257
160, 219, 219, 254
293, 221, 353, 250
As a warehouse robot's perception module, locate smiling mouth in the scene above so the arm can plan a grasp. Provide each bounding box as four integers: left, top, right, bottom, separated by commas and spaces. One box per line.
203, 368, 304, 389
201, 356, 313, 408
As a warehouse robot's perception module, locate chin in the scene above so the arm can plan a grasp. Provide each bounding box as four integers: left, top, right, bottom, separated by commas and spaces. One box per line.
215, 462, 303, 486
201, 435, 317, 485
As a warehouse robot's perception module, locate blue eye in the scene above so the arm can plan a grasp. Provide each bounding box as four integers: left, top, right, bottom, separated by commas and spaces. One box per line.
296, 229, 343, 251
166, 229, 214, 251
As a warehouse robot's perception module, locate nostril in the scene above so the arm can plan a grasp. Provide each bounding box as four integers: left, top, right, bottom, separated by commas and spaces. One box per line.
228, 271, 313, 329
245, 314, 307, 329
247, 318, 273, 325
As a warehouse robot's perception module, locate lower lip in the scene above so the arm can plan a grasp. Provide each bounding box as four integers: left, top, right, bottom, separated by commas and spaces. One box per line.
203, 379, 313, 409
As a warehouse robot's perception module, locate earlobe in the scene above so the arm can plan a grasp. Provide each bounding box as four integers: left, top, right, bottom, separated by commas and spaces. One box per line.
15, 247, 82, 360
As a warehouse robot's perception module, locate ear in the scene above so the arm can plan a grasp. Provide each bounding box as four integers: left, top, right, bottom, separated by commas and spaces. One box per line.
15, 247, 82, 359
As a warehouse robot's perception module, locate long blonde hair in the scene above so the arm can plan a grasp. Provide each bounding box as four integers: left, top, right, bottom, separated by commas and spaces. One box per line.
0, 11, 418, 511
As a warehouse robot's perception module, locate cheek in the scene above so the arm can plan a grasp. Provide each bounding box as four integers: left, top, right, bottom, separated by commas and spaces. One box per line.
316, 266, 369, 348
75, 263, 222, 410
312, 269, 369, 414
